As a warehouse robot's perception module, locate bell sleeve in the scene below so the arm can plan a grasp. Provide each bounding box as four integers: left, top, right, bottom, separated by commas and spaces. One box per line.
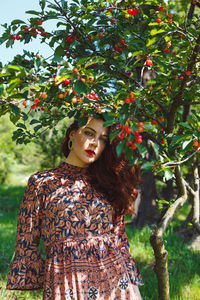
112, 213, 144, 286
6, 174, 45, 290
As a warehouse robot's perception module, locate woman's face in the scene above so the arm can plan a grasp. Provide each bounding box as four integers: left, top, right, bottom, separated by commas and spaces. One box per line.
66, 117, 109, 168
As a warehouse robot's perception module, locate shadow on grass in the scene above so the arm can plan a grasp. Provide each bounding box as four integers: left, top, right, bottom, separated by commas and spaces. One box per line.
126, 224, 200, 300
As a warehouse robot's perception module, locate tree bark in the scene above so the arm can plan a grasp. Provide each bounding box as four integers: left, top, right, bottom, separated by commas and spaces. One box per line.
150, 234, 169, 300
150, 166, 188, 299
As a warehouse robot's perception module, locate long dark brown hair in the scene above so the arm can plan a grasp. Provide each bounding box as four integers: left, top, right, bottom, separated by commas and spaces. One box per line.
61, 118, 142, 216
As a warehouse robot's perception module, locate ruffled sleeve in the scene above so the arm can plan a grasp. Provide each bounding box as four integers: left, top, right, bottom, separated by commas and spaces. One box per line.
112, 213, 144, 286
7, 174, 45, 290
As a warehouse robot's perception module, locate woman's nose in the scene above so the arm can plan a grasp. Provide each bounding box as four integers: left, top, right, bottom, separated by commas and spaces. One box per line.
90, 137, 98, 147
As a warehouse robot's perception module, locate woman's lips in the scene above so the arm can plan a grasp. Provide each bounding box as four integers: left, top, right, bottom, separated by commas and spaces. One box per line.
85, 150, 95, 156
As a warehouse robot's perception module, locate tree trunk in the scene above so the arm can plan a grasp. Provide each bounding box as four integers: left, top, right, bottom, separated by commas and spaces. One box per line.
150, 234, 169, 300
150, 166, 188, 299
132, 140, 160, 227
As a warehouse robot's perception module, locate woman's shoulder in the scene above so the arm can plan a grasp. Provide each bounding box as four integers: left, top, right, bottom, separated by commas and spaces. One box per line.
28, 164, 63, 186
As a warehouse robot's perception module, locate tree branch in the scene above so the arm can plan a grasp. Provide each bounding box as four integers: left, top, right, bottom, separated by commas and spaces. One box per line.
155, 166, 187, 237
166, 31, 200, 133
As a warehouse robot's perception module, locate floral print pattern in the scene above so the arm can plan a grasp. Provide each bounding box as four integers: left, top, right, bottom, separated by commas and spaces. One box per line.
7, 162, 143, 299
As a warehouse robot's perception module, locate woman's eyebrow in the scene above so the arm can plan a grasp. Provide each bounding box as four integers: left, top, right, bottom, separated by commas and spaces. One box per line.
85, 126, 109, 137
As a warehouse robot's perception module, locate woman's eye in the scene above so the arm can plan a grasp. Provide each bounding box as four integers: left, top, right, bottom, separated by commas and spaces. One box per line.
84, 131, 93, 137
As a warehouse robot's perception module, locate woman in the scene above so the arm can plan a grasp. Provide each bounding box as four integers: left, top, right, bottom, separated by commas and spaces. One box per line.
7, 115, 143, 299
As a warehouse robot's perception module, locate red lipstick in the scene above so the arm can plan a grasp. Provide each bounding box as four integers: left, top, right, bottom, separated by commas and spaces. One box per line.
85, 150, 95, 156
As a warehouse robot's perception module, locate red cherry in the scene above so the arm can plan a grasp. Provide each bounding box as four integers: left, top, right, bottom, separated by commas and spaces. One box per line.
158, 6, 164, 11
125, 98, 130, 104
16, 35, 21, 40
24, 26, 29, 31
100, 28, 104, 33
107, 8, 113, 13
134, 130, 139, 136
111, 18, 116, 23
152, 120, 157, 125
161, 140, 165, 145
120, 39, 124, 44
66, 37, 74, 42
41, 31, 46, 36
131, 142, 137, 150
146, 59, 153, 66
136, 136, 142, 144
126, 128, 132, 135
63, 79, 71, 85
132, 8, 139, 15
121, 125, 126, 130
31, 27, 36, 32
119, 131, 125, 139
180, 76, 184, 80
138, 122, 143, 127
172, 51, 177, 55
179, 34, 183, 39
72, 90, 76, 95
159, 116, 164, 122
127, 9, 134, 14
99, 33, 103, 38
38, 20, 43, 25
34, 98, 40, 104
156, 18, 162, 23
130, 97, 135, 103
185, 70, 191, 76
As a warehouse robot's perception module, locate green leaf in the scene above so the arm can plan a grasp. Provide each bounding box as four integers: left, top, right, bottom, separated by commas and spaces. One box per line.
34, 125, 42, 133
0, 84, 4, 95
9, 104, 20, 116
54, 45, 65, 57
170, 133, 191, 148
142, 122, 154, 131
150, 28, 166, 36
73, 79, 87, 94
30, 119, 40, 125
116, 139, 126, 157
7, 78, 21, 93
16, 123, 27, 130
11, 19, 26, 25
150, 141, 159, 159
25, 10, 40, 15
109, 129, 121, 143
163, 168, 174, 181
179, 122, 192, 130
141, 161, 153, 172
146, 36, 158, 47
78, 117, 88, 127
39, 0, 46, 10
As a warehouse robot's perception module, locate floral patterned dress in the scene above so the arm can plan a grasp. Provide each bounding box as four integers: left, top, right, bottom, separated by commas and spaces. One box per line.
7, 162, 143, 299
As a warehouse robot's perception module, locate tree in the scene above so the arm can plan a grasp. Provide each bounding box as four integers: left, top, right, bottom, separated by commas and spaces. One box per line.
1, 0, 200, 298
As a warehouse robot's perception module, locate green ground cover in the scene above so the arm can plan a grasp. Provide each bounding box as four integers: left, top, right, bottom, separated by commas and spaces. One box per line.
0, 171, 200, 300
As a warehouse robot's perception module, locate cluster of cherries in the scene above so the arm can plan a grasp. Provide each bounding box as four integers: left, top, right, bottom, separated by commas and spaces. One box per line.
193, 140, 200, 152
119, 122, 143, 150
10, 20, 46, 40
113, 39, 128, 55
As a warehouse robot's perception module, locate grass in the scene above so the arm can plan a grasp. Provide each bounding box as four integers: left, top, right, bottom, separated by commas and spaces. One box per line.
0, 168, 200, 299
